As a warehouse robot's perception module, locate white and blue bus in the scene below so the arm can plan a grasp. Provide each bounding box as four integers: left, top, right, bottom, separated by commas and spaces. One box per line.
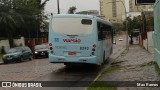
48, 14, 113, 66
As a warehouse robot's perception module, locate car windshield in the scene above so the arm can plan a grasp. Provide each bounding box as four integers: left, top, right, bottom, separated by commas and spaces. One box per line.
35, 44, 48, 50
7, 48, 22, 53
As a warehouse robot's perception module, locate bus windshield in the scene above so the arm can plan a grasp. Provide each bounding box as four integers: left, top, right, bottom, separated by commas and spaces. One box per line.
52, 18, 93, 35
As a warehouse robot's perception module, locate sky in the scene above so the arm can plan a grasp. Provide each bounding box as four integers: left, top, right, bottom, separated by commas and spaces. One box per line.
44, 0, 129, 15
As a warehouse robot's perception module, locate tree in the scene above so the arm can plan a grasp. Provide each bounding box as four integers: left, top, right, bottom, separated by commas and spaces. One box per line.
0, 0, 49, 47
68, 6, 76, 14
123, 15, 143, 34
112, 23, 124, 34
0, 0, 24, 47
146, 15, 154, 31
13, 0, 49, 38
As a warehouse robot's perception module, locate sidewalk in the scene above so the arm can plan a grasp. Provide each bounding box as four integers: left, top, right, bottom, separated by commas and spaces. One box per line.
97, 45, 160, 90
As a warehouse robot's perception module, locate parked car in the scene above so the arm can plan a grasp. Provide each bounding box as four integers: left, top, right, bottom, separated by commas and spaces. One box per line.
2, 46, 33, 64
34, 44, 48, 59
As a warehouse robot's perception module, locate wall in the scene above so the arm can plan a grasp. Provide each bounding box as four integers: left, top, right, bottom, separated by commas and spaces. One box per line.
153, 0, 160, 68
0, 37, 25, 53
13, 37, 25, 46
0, 40, 10, 53
143, 31, 154, 53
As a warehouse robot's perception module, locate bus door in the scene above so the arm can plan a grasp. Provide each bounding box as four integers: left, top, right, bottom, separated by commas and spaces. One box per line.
97, 22, 104, 63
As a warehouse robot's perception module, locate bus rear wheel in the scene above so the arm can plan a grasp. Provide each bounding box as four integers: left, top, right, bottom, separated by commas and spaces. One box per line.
64, 63, 72, 66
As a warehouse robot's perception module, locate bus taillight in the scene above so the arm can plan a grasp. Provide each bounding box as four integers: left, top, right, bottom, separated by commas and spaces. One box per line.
92, 44, 96, 48
50, 47, 53, 50
91, 44, 96, 55
49, 43, 52, 46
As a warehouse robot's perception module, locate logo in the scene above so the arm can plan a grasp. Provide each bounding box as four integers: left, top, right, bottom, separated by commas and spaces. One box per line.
54, 38, 59, 42
63, 38, 81, 43
2, 82, 11, 87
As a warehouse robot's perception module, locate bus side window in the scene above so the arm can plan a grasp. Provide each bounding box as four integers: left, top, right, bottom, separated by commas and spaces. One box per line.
102, 25, 112, 40
102, 25, 107, 40
98, 23, 103, 41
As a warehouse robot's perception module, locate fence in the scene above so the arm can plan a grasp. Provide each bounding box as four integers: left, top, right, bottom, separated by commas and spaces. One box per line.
25, 38, 48, 51
0, 37, 48, 53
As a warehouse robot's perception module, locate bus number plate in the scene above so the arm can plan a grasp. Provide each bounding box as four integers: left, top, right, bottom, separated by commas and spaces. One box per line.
68, 52, 76, 56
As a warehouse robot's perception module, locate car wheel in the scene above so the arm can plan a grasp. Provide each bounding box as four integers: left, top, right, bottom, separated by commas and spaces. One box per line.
15, 59, 19, 63
29, 55, 32, 60
46, 55, 48, 58
3, 60, 8, 64
19, 57, 23, 62
34, 56, 37, 59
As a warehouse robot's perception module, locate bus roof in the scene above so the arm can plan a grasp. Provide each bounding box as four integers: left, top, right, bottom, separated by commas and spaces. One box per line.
53, 14, 94, 19
52, 14, 112, 26
96, 17, 112, 26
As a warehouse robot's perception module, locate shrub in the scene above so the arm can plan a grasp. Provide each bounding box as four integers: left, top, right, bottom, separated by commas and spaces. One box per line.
19, 43, 23, 46
1, 46, 5, 54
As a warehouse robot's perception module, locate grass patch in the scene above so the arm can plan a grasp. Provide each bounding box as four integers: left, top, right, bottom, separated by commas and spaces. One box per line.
140, 61, 156, 67
87, 82, 117, 90
102, 65, 124, 74
154, 62, 160, 75
87, 65, 124, 90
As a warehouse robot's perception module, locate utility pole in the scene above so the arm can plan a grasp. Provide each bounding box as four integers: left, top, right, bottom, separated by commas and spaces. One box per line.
57, 0, 60, 14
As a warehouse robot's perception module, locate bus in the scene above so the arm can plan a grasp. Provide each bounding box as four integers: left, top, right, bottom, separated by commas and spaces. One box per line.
48, 14, 113, 66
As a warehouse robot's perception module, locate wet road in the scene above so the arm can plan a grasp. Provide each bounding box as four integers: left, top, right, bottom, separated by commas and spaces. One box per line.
0, 59, 102, 90
10, 65, 102, 90
0, 34, 126, 90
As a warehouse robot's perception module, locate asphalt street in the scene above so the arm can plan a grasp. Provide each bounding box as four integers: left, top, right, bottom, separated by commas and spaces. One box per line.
0, 34, 126, 90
